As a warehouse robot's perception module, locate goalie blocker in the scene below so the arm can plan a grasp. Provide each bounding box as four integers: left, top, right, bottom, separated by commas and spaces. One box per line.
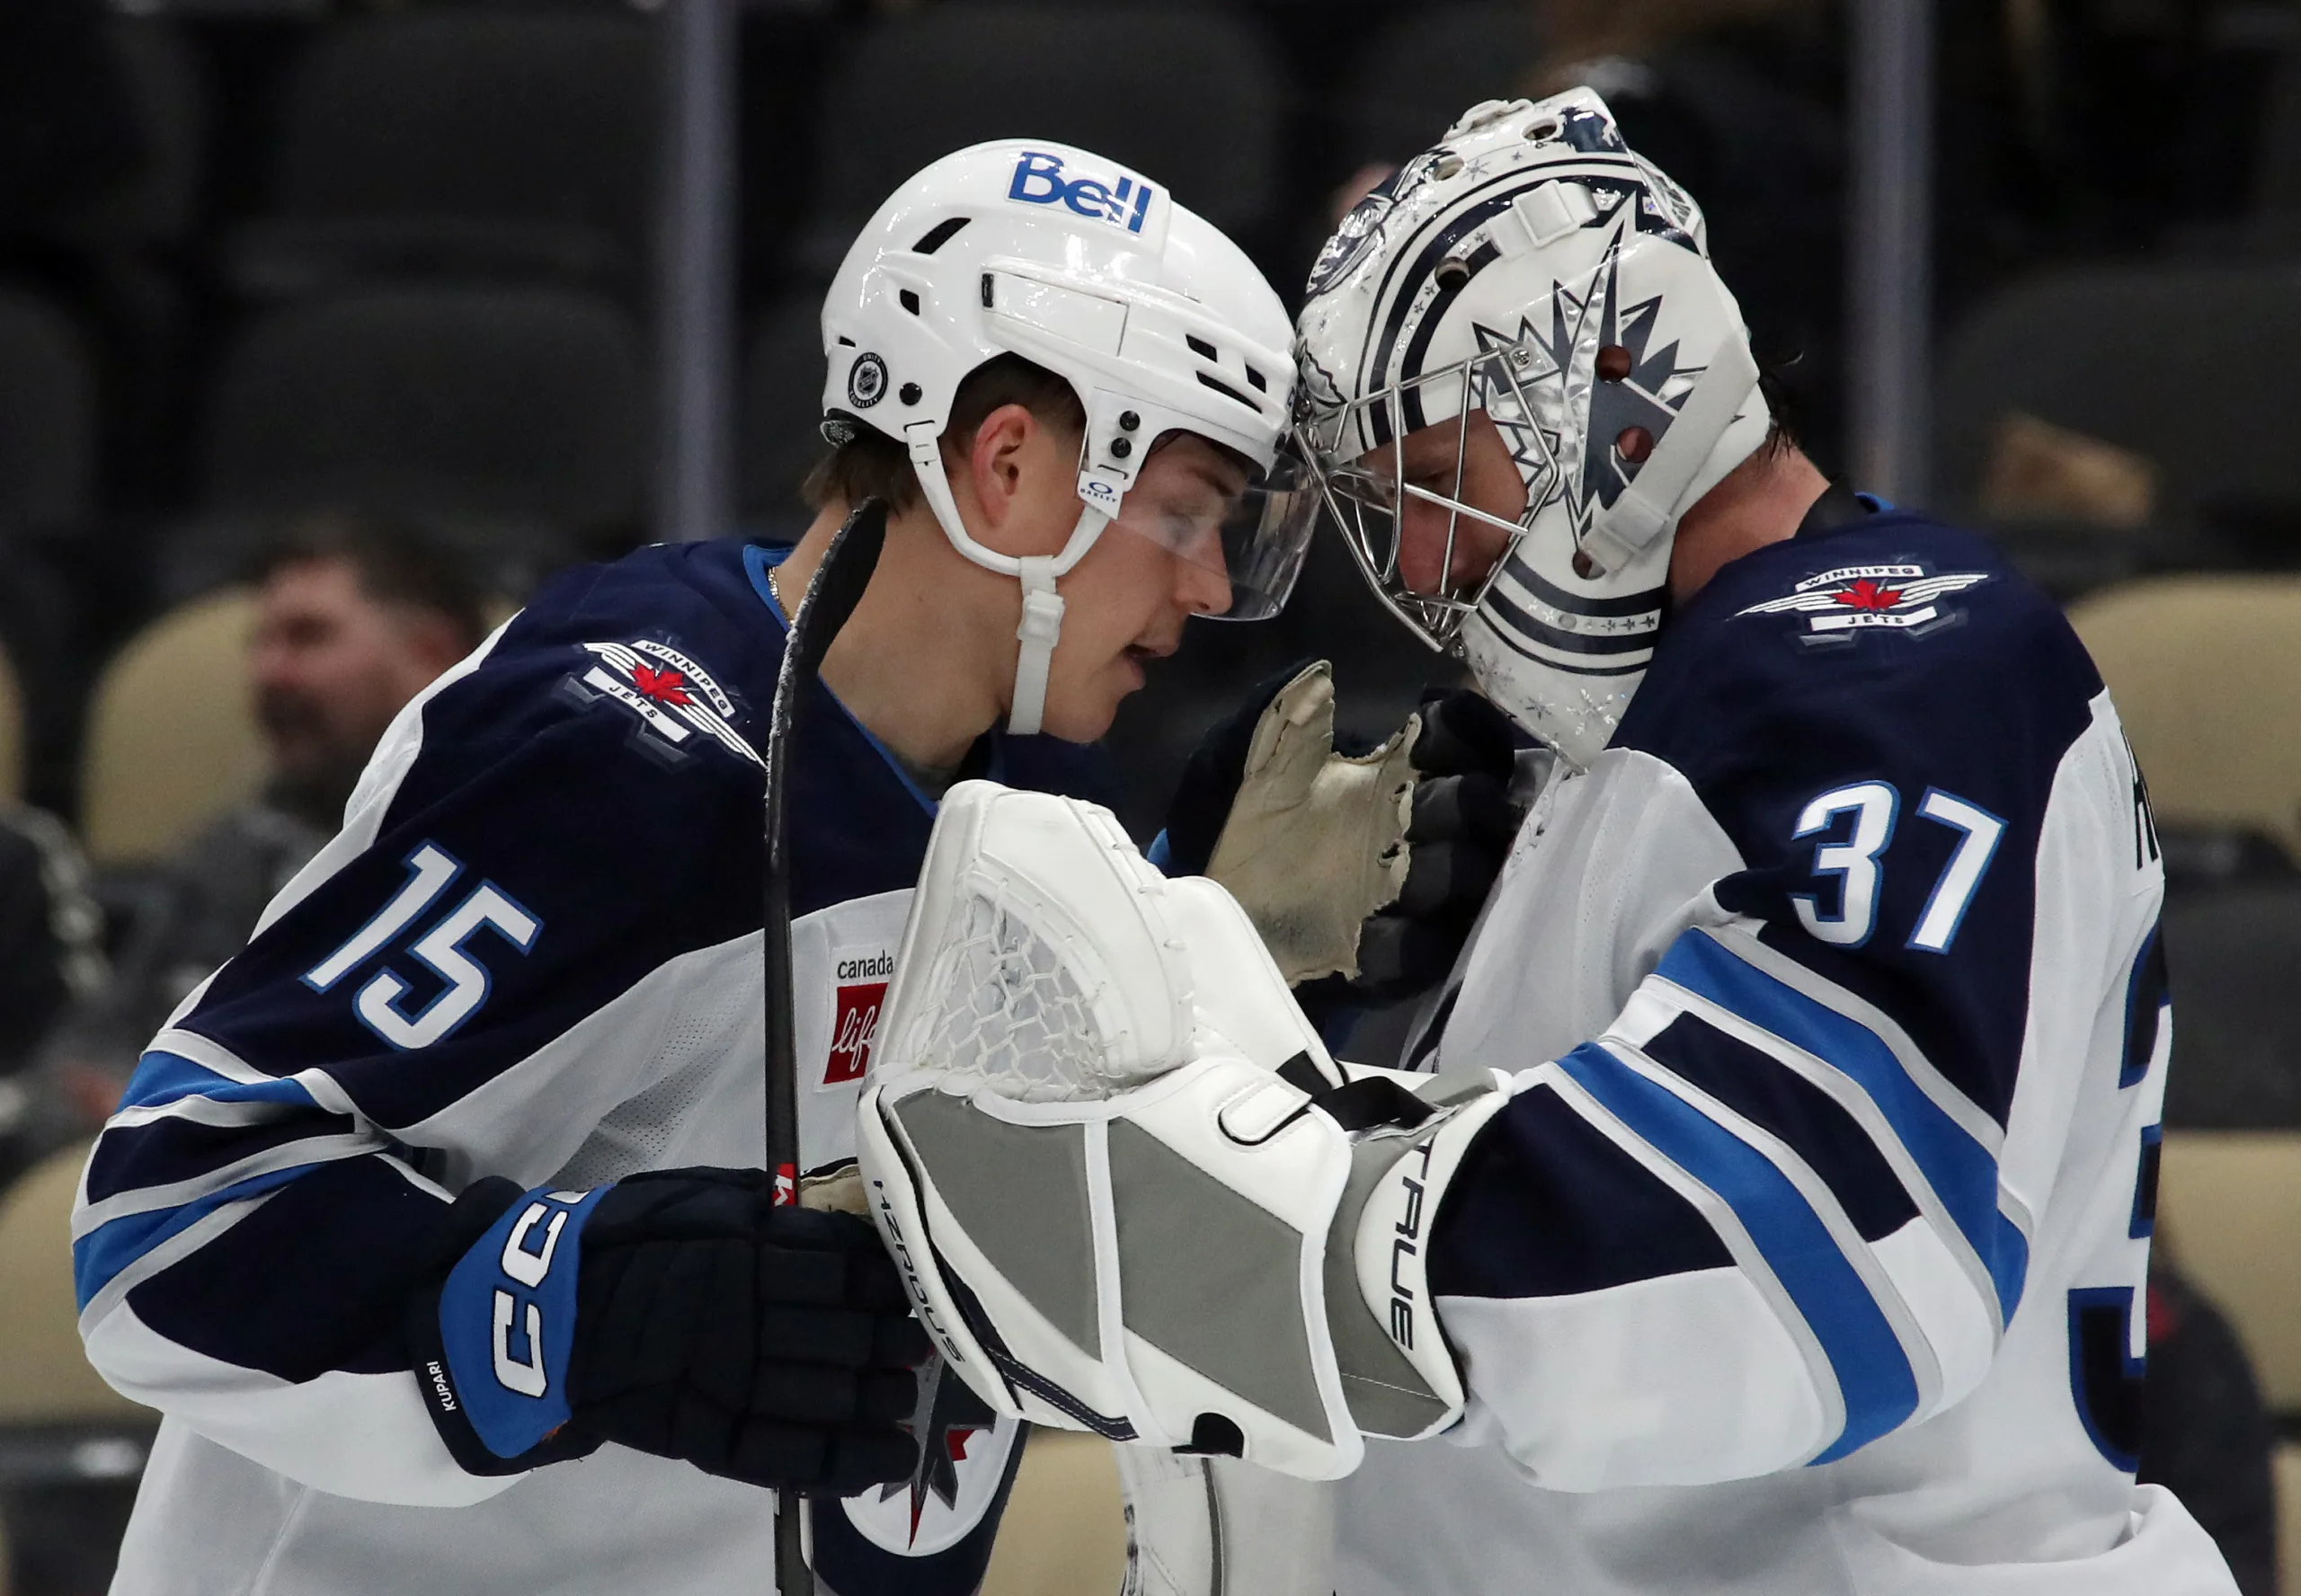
857, 782, 1508, 1479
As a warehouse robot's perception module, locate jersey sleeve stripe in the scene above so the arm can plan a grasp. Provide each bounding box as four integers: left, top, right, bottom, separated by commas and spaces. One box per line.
83, 1110, 360, 1208
1633, 1011, 1921, 1242
118, 1044, 323, 1115
74, 1162, 330, 1313
1550, 1040, 1921, 1462
1654, 930, 2029, 1320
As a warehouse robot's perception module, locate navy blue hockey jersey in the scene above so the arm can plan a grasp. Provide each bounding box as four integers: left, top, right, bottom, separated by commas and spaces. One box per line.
74, 539, 1104, 1596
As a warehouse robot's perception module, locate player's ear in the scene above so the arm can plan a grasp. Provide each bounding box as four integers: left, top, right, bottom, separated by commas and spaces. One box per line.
957, 403, 1037, 533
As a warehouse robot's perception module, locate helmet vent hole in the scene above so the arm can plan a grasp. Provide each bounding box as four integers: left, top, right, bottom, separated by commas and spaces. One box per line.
1245, 365, 1268, 393
836, 335, 856, 348
1616, 425, 1654, 464
912, 216, 971, 255
980, 273, 994, 308
1195, 371, 1259, 411
1434, 153, 1464, 179
899, 288, 922, 316
1435, 255, 1471, 288
1596, 344, 1633, 383
1186, 333, 1220, 362
1527, 119, 1560, 142
1573, 549, 1604, 580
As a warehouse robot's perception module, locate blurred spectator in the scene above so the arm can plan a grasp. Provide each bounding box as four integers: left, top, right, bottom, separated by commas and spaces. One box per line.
41, 518, 487, 1127
2141, 1260, 2280, 1596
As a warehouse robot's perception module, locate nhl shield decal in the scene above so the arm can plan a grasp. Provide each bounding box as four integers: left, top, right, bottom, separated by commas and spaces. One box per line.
1737, 563, 1989, 637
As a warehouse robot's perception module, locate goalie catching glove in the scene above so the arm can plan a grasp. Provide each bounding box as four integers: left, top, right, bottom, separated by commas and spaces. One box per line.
857, 781, 1510, 1479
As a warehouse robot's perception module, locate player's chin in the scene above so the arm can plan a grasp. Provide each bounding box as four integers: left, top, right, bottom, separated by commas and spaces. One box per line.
1039, 652, 1148, 742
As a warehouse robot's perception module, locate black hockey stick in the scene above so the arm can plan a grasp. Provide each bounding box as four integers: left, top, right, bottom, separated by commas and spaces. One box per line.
762, 498, 887, 1596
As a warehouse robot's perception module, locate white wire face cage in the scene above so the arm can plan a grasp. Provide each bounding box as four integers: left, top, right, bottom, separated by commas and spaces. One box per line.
1295, 332, 1568, 653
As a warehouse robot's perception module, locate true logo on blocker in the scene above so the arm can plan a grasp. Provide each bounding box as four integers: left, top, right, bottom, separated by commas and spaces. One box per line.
1006, 150, 1154, 234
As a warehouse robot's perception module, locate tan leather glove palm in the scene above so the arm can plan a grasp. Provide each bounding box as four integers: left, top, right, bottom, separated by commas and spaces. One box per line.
1203, 661, 1418, 985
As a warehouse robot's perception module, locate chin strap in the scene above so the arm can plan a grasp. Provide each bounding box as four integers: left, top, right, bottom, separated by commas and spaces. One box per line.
1008, 555, 1064, 735
903, 420, 1114, 740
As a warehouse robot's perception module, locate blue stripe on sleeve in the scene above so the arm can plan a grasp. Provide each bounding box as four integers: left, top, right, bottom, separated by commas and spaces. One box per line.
74, 1160, 329, 1311
118, 1048, 322, 1114
1552, 1041, 1919, 1464
1656, 932, 2028, 1320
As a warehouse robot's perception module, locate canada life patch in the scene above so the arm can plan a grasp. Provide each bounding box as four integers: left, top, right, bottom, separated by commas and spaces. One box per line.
564, 640, 759, 766
822, 948, 893, 1086
1736, 563, 1990, 636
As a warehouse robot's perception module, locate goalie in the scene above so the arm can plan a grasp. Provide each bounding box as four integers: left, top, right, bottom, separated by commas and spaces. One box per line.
862, 92, 2241, 1595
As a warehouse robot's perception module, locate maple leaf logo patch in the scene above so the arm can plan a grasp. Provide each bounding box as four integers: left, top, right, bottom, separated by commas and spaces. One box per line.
630, 663, 694, 706
565, 640, 757, 766
1737, 563, 1989, 636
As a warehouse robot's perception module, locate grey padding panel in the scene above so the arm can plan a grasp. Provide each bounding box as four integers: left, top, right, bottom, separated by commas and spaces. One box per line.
1107, 1120, 1330, 1444
1326, 1136, 1452, 1439
894, 1093, 1099, 1352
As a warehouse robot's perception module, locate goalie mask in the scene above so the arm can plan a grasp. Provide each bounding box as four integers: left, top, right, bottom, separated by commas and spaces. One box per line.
824, 140, 1312, 736
1294, 89, 1771, 767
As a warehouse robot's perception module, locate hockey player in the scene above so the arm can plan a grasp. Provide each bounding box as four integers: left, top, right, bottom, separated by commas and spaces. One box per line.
860, 92, 2243, 1594
72, 138, 1315, 1595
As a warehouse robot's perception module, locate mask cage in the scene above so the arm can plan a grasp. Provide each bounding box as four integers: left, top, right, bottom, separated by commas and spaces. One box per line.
1296, 334, 1568, 653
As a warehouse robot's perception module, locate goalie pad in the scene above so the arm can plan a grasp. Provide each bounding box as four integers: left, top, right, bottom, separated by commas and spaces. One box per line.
860, 782, 1498, 1482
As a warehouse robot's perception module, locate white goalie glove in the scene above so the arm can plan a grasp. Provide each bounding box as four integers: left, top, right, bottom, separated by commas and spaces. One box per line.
857, 781, 1510, 1481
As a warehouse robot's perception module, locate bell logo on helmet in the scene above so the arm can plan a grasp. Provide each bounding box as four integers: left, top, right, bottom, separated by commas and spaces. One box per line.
1005, 149, 1154, 234
848, 352, 889, 409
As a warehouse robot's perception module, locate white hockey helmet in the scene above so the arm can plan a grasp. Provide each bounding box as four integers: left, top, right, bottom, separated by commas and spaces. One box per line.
822, 140, 1310, 735
1295, 89, 1771, 766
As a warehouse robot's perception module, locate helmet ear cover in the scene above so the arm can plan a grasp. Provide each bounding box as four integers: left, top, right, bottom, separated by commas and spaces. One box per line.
1293, 89, 1769, 766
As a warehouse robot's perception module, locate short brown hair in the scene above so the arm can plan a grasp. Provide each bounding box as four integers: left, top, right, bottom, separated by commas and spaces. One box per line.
802, 354, 1087, 514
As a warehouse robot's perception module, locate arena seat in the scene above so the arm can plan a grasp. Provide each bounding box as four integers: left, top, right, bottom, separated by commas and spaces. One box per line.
1936, 265, 2301, 551
2156, 1132, 2301, 1418
224, 12, 659, 298
80, 590, 264, 870
2162, 882, 2301, 1129
802, 6, 1284, 273
2065, 576, 2301, 864
201, 286, 645, 531
0, 291, 94, 530
979, 1430, 1128, 1596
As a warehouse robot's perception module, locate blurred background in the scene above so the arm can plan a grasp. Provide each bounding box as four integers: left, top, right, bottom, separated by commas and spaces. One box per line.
3, 0, 2301, 1591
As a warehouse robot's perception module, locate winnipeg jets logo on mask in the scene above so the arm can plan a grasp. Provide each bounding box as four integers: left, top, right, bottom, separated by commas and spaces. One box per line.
1472, 237, 1707, 541
1737, 564, 1991, 638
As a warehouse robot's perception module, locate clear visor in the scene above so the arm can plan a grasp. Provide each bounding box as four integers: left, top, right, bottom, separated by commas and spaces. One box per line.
1296, 337, 1562, 649
1101, 444, 1320, 623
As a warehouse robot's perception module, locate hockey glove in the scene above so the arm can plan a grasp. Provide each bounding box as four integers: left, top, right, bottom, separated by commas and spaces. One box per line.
1355, 688, 1533, 1004
857, 782, 1510, 1481
1158, 660, 1418, 987
408, 1166, 928, 1493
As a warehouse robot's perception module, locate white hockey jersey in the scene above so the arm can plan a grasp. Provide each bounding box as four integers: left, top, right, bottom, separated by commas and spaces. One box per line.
1335, 507, 2237, 1594
71, 540, 1107, 1596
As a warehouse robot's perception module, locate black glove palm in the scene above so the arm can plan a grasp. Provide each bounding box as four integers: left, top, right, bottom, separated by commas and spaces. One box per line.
1355, 689, 1532, 1005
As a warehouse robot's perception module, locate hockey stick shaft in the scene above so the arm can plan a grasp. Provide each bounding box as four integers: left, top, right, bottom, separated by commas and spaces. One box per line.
761, 499, 887, 1596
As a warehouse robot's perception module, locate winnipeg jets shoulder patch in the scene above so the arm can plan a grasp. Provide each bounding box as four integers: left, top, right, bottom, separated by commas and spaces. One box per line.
1736, 563, 1990, 641
562, 639, 760, 767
